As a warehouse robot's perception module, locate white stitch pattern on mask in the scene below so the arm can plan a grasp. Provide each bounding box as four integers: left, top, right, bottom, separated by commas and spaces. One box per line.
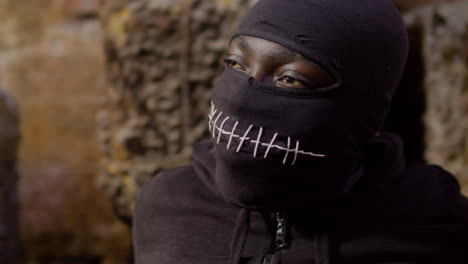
283, 137, 291, 165
212, 121, 325, 160
264, 132, 278, 159
217, 116, 230, 144
252, 127, 263, 158
292, 140, 300, 166
236, 124, 253, 152
208, 102, 325, 165
208, 108, 217, 133
212, 111, 223, 138
227, 121, 239, 150
209, 102, 215, 130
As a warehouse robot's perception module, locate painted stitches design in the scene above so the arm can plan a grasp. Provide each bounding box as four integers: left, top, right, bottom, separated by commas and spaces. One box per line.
208, 102, 325, 166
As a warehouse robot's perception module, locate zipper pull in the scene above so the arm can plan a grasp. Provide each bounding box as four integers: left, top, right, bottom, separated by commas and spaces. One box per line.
262, 255, 272, 264
275, 212, 288, 249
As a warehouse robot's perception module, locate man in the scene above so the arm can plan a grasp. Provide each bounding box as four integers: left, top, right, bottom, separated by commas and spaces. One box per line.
133, 0, 468, 263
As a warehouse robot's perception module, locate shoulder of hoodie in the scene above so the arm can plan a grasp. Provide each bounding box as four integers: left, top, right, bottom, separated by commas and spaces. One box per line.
133, 163, 237, 226
383, 163, 467, 217
132, 165, 234, 248
138, 165, 198, 199
135, 165, 227, 213
133, 166, 239, 262
334, 164, 468, 263
133, 166, 196, 230
349, 163, 468, 229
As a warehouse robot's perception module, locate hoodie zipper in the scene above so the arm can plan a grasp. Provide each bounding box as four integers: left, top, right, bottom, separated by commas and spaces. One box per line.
262, 212, 288, 264
262, 255, 273, 264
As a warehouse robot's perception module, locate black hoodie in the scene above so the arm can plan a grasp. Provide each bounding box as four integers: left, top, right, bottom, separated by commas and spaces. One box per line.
133, 0, 468, 263
134, 136, 468, 264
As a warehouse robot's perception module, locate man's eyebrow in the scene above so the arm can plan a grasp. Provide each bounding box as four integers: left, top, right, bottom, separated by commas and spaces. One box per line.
237, 36, 298, 60
267, 48, 297, 63
236, 36, 250, 52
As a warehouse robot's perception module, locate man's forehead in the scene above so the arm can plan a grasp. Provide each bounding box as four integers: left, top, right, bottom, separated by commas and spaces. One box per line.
231, 35, 325, 67
232, 35, 301, 60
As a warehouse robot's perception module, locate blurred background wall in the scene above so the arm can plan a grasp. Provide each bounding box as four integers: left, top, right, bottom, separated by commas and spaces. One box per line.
0, 0, 466, 263
0, 0, 130, 263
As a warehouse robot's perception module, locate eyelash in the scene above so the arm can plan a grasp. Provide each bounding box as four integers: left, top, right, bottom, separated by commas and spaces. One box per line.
277, 77, 309, 89
223, 58, 243, 69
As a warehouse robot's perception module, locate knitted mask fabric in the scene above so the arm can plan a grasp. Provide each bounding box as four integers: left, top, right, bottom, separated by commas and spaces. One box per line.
209, 0, 408, 210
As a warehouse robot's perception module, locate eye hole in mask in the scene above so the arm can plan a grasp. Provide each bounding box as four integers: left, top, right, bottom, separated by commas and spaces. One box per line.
225, 35, 338, 91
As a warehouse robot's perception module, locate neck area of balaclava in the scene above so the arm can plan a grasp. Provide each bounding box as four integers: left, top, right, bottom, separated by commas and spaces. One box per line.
210, 0, 408, 211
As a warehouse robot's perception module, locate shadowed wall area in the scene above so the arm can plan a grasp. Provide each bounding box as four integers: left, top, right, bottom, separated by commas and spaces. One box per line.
0, 0, 466, 262
0, 89, 20, 264
0, 0, 130, 263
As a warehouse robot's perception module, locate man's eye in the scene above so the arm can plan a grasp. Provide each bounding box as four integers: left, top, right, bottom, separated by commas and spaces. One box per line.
276, 76, 306, 89
224, 58, 244, 71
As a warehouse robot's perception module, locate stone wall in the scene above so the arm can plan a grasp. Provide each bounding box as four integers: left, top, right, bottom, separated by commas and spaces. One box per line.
99, 0, 253, 222
405, 1, 468, 194
0, 0, 131, 262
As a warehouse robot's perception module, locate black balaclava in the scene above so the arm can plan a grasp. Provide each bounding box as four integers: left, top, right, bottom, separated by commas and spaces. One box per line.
209, 0, 408, 211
